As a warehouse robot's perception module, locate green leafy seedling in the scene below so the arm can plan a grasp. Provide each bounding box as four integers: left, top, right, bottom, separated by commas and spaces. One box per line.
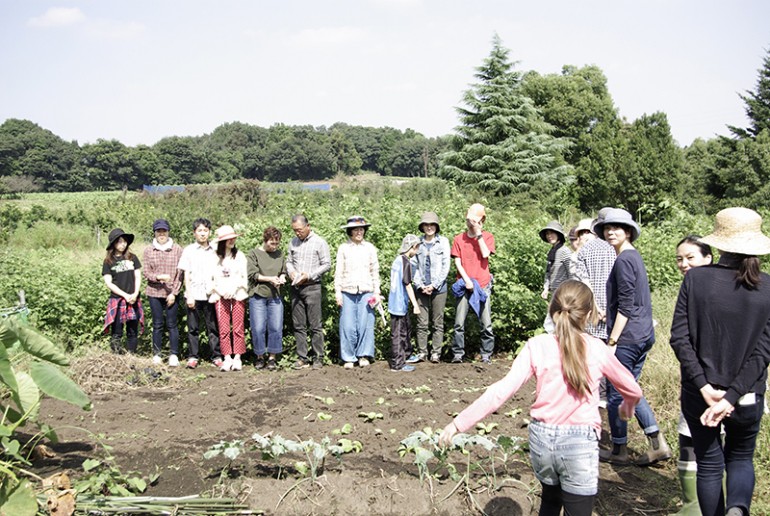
358, 412, 383, 423
476, 422, 498, 435
332, 423, 353, 435
317, 412, 333, 421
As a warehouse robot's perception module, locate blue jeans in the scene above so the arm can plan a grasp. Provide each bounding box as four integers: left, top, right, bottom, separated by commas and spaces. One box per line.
451, 284, 494, 359
606, 337, 659, 444
529, 421, 599, 497
249, 295, 284, 355
339, 292, 375, 363
148, 296, 179, 356
682, 382, 763, 515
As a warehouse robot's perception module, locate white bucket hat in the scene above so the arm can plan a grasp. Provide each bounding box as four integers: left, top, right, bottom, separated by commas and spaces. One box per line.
699, 207, 770, 256
398, 234, 421, 254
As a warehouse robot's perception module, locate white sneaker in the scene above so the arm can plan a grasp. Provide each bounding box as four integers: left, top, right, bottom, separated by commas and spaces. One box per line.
220, 356, 233, 372
168, 355, 179, 367
343, 362, 355, 369
232, 356, 242, 371
358, 357, 370, 367
152, 355, 162, 365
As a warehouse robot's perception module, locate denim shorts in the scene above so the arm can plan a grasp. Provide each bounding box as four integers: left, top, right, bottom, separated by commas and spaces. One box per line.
528, 420, 599, 496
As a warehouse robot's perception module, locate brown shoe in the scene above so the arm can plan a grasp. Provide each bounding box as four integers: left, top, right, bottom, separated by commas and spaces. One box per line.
599, 444, 629, 465
635, 432, 672, 466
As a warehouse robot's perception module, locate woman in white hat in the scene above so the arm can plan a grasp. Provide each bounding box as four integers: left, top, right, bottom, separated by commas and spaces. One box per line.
594, 208, 670, 467
334, 216, 380, 369
670, 207, 770, 516
207, 225, 248, 372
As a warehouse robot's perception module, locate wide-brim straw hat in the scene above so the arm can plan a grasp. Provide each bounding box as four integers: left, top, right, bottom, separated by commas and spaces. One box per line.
539, 220, 565, 242
214, 225, 240, 242
398, 234, 421, 254
106, 228, 134, 250
340, 215, 371, 230
418, 211, 441, 233
699, 207, 770, 256
595, 208, 641, 243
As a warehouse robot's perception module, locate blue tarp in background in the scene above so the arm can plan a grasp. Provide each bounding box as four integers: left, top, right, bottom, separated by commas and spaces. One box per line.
143, 185, 185, 194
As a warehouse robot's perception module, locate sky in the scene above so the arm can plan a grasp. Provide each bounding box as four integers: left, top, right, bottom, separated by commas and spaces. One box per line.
1, 1, 768, 148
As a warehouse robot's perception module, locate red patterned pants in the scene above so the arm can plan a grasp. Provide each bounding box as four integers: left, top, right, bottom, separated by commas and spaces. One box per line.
215, 298, 246, 355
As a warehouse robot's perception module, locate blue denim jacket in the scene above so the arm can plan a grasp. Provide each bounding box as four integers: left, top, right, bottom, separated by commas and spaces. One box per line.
412, 234, 450, 293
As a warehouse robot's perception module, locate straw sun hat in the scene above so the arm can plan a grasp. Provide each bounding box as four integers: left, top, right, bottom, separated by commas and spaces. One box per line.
699, 207, 770, 256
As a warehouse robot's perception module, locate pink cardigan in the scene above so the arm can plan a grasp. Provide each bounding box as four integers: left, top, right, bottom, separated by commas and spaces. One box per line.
454, 333, 642, 433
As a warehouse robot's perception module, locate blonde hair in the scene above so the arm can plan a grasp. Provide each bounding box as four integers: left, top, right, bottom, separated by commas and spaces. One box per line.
549, 280, 598, 399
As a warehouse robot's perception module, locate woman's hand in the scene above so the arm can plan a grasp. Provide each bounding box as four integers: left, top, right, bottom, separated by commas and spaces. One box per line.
541, 288, 548, 300
618, 400, 635, 421
700, 384, 726, 406
701, 398, 734, 427
166, 293, 176, 306
335, 293, 343, 307
438, 421, 459, 447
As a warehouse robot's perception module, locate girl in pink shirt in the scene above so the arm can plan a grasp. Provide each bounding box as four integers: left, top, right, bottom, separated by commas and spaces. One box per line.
440, 280, 642, 516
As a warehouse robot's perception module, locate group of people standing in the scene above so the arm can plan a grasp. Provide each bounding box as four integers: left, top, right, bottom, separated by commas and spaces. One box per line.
100, 203, 496, 374
101, 204, 770, 515
102, 216, 324, 372
442, 206, 770, 516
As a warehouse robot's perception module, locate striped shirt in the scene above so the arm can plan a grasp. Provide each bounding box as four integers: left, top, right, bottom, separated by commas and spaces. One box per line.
543, 244, 572, 293
286, 231, 331, 283
574, 238, 616, 340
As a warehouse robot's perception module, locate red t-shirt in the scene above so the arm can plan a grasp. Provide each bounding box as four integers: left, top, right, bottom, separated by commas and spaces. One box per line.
451, 231, 495, 288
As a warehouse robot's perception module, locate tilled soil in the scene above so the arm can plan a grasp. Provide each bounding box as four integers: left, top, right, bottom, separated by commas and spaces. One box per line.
37, 353, 681, 515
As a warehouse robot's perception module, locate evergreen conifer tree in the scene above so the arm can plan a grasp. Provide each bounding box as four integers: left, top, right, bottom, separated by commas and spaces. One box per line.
439, 35, 570, 196
730, 48, 770, 138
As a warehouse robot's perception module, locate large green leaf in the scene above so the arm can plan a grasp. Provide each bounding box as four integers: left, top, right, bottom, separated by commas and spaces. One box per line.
13, 372, 40, 422
0, 403, 23, 427
28, 361, 90, 410
0, 321, 20, 348
0, 479, 37, 516
15, 323, 69, 366
0, 340, 19, 394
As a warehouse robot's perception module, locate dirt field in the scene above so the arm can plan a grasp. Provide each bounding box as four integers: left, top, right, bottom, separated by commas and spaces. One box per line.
36, 353, 681, 515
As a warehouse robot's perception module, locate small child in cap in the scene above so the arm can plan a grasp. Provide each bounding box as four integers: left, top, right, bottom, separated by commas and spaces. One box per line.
388, 234, 421, 372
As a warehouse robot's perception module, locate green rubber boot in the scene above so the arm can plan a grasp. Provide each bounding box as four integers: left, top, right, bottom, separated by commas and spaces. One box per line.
676, 462, 701, 515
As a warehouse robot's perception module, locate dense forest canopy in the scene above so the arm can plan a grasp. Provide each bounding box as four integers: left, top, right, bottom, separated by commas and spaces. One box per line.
1, 41, 768, 217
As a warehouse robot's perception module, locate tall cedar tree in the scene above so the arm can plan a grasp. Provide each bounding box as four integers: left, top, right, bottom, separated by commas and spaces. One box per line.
730, 48, 770, 138
440, 35, 570, 196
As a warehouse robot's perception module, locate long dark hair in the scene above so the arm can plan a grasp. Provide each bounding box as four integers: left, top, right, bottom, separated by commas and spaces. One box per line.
104, 240, 134, 266
216, 240, 238, 261
723, 252, 762, 290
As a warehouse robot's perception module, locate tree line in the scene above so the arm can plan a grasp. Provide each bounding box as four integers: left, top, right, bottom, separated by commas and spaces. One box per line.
1, 38, 768, 217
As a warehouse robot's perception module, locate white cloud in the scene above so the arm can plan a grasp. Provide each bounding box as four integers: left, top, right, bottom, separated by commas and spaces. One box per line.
28, 7, 86, 28
291, 26, 367, 47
